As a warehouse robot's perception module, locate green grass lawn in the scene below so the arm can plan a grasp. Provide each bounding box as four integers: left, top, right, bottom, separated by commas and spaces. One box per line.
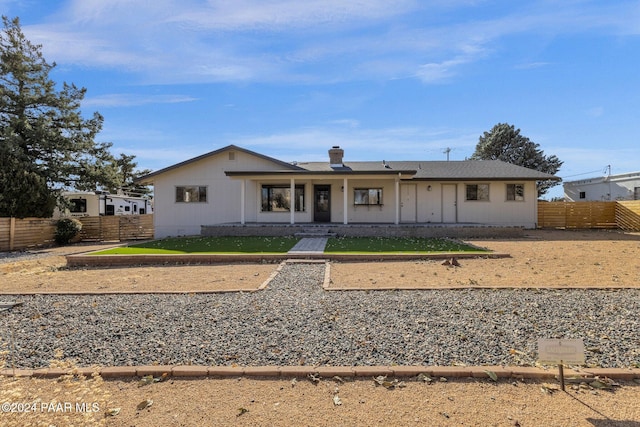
93, 236, 301, 254
324, 237, 488, 254
92, 235, 488, 255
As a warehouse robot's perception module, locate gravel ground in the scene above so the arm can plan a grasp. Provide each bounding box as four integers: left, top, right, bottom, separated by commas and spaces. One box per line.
0, 242, 123, 265
2, 263, 639, 369
0, 250, 51, 264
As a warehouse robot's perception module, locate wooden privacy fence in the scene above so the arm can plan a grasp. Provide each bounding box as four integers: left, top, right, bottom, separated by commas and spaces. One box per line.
77, 215, 154, 242
615, 200, 640, 231
537, 201, 616, 229
0, 217, 57, 252
538, 201, 640, 231
0, 215, 154, 251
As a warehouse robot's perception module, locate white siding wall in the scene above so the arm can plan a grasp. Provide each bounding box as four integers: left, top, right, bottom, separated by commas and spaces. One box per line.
457, 181, 537, 227
346, 179, 396, 223
153, 149, 289, 237
329, 182, 344, 223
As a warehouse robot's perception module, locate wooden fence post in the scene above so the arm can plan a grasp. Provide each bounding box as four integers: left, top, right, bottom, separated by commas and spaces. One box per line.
9, 217, 16, 251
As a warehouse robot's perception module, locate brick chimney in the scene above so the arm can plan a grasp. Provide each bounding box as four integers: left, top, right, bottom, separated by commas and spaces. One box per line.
329, 146, 344, 167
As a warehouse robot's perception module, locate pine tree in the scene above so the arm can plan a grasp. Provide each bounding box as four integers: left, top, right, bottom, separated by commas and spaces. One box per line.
0, 16, 118, 217
471, 123, 563, 197
111, 153, 152, 197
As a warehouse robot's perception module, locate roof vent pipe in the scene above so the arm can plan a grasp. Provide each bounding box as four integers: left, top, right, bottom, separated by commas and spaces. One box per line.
329, 146, 344, 167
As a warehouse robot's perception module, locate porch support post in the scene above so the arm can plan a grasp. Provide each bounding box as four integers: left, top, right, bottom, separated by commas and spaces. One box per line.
343, 177, 348, 224
395, 175, 400, 225
240, 179, 246, 225
290, 178, 295, 224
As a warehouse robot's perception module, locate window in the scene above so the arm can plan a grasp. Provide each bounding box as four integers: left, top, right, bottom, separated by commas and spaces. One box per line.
261, 185, 305, 212
506, 184, 525, 201
69, 198, 87, 213
579, 191, 586, 199
176, 186, 207, 203
354, 188, 383, 205
465, 184, 489, 201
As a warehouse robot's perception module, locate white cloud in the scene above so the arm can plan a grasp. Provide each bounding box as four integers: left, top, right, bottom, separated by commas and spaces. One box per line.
82, 94, 198, 108
24, 24, 155, 69
62, 0, 176, 25
168, 0, 416, 31
19, 0, 640, 85
415, 58, 471, 83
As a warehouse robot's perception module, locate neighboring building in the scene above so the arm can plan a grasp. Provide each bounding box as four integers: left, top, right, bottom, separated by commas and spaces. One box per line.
564, 171, 640, 201
137, 145, 560, 238
53, 191, 153, 218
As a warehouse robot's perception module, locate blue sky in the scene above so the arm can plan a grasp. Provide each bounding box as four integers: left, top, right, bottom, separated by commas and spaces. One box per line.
5, 0, 640, 199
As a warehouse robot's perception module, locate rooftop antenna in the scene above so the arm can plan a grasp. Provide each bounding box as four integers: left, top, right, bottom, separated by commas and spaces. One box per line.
443, 147, 451, 161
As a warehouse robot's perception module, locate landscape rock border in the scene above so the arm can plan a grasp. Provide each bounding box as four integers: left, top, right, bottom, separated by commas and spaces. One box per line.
2, 364, 639, 380
66, 252, 510, 267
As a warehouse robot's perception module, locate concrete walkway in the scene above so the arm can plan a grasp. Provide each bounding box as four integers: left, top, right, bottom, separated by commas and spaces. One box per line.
288, 237, 328, 255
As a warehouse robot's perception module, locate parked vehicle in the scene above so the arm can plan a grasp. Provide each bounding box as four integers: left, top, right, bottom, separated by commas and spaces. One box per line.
54, 191, 153, 218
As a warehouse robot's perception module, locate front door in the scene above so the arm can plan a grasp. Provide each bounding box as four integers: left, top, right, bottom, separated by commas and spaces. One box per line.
400, 184, 417, 222
442, 184, 457, 223
314, 185, 331, 222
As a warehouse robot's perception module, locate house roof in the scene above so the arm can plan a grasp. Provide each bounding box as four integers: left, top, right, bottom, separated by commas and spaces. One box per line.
370, 160, 561, 181
136, 144, 304, 184
137, 144, 561, 183
227, 159, 560, 181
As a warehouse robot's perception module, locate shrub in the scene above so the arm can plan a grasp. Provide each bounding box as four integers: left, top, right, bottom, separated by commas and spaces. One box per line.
55, 218, 82, 245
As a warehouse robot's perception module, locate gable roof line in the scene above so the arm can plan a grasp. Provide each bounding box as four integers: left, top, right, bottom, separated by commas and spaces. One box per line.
225, 169, 418, 177
136, 145, 561, 183
135, 144, 304, 183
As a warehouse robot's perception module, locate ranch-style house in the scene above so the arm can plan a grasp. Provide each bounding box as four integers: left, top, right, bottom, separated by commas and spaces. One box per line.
137, 145, 560, 238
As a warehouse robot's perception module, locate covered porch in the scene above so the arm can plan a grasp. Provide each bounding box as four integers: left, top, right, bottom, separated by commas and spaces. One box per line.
226, 170, 418, 226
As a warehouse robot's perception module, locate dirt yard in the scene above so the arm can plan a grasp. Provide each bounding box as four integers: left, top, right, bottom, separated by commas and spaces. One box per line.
2, 229, 639, 294
1, 229, 639, 426
1, 374, 639, 426
0, 260, 274, 293
330, 229, 640, 289
0, 242, 275, 293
